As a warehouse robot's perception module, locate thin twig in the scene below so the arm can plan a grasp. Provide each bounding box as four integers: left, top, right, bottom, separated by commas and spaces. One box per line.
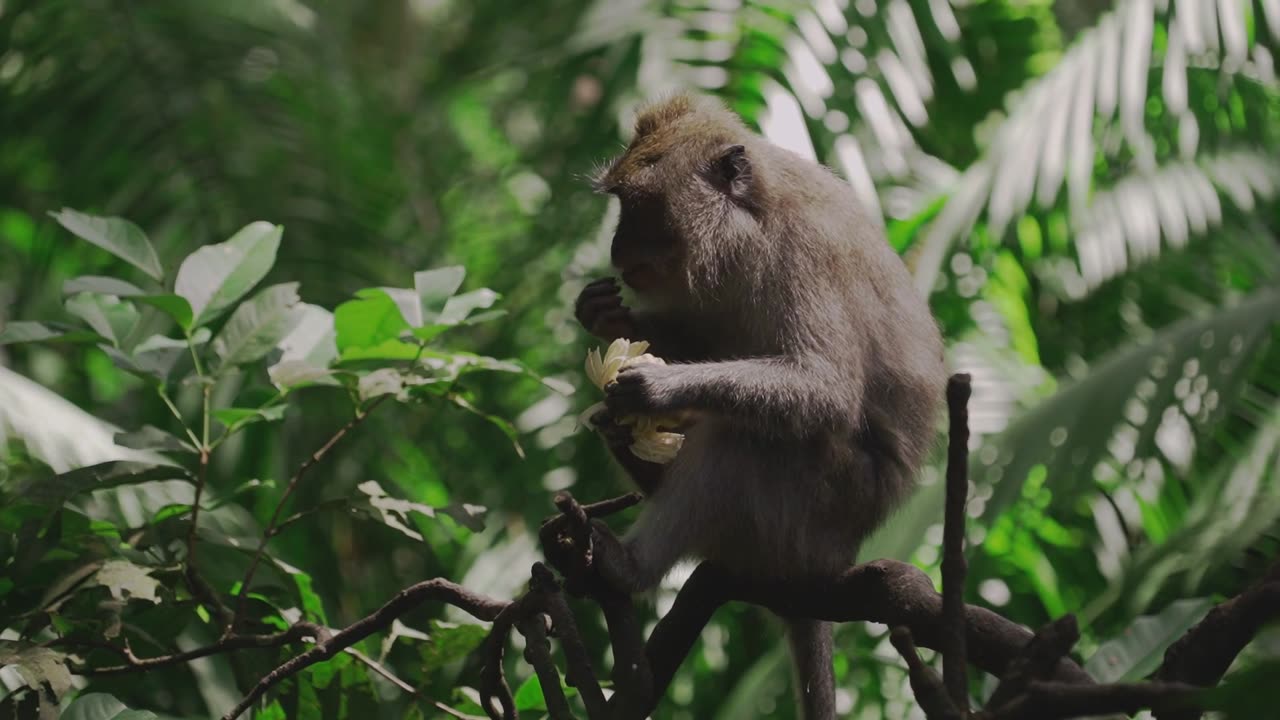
942, 373, 972, 710
221, 578, 506, 720
227, 396, 389, 634
518, 614, 574, 720
890, 627, 962, 720
531, 563, 607, 718
71, 622, 327, 676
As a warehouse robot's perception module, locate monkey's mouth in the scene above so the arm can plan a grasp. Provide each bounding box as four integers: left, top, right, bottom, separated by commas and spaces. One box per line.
620, 264, 661, 291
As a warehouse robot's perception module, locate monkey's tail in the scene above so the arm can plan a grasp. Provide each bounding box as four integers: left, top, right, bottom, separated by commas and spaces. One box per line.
785, 617, 837, 720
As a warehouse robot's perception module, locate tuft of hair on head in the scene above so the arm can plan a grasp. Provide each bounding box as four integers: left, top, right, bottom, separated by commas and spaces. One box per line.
632, 91, 737, 139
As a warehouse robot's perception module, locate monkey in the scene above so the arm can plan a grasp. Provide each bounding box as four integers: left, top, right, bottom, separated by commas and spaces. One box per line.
573, 93, 947, 719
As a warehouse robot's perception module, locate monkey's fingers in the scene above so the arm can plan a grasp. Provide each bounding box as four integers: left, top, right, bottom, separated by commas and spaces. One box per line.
591, 407, 635, 447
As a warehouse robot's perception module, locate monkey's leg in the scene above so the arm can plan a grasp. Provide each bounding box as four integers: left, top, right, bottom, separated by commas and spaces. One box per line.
786, 618, 837, 720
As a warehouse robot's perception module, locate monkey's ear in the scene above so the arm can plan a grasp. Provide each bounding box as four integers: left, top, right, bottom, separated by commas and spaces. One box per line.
713, 144, 752, 198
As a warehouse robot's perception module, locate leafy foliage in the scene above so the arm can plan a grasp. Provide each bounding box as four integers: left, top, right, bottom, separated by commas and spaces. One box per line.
0, 0, 1277, 717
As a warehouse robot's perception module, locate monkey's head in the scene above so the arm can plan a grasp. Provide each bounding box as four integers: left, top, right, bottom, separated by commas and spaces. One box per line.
592, 93, 766, 306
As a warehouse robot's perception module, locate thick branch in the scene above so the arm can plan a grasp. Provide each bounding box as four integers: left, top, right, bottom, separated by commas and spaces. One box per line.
942, 373, 972, 709
221, 578, 506, 720
518, 614, 574, 720
983, 680, 1204, 720
890, 627, 962, 720
985, 615, 1080, 711
636, 559, 1092, 715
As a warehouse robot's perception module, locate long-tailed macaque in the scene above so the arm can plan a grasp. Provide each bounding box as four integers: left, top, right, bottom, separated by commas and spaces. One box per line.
574, 93, 946, 719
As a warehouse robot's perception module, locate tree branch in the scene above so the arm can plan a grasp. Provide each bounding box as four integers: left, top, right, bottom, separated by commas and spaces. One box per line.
942, 373, 972, 709
221, 577, 506, 720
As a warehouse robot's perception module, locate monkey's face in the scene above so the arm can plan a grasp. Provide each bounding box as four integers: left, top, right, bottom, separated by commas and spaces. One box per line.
594, 128, 758, 305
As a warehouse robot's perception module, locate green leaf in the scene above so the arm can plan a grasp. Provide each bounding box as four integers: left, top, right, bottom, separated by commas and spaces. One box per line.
334, 288, 416, 358
60, 693, 160, 720
13, 461, 190, 505
514, 673, 547, 712
419, 621, 488, 673
213, 404, 287, 428
212, 282, 304, 367
0, 641, 72, 702
414, 266, 466, 324
106, 328, 209, 381
134, 294, 194, 330
114, 425, 197, 454
439, 287, 497, 324
62, 276, 145, 297
65, 292, 139, 347
0, 321, 106, 345
351, 479, 486, 535
174, 221, 282, 327
91, 559, 161, 604
49, 208, 163, 281
1083, 597, 1214, 682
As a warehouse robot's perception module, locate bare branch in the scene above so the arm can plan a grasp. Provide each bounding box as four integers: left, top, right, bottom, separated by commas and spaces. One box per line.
983, 680, 1204, 720
72, 622, 328, 676
518, 614, 574, 720
531, 563, 608, 718
221, 577, 506, 720
942, 373, 972, 709
890, 627, 962, 720
227, 396, 389, 635
986, 615, 1080, 711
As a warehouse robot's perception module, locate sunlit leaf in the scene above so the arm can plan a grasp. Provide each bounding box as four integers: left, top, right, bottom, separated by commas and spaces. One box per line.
61, 693, 159, 720
65, 292, 139, 347
1083, 597, 1213, 682
212, 282, 304, 367
213, 405, 287, 429
174, 221, 282, 327
133, 294, 195, 331
0, 321, 105, 345
352, 479, 486, 535
91, 559, 162, 604
334, 288, 416, 358
49, 208, 163, 281
0, 642, 72, 704
62, 276, 145, 297
114, 425, 196, 454
414, 266, 466, 324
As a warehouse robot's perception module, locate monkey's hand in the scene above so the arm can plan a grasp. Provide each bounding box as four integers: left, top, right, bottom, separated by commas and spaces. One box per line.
575, 277, 638, 341
590, 406, 635, 448
606, 363, 682, 417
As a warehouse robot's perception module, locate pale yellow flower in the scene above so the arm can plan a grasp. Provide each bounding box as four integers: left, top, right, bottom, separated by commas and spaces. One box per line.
582, 337, 685, 464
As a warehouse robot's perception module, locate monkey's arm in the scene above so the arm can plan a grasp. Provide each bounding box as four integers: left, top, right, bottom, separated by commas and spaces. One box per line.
607, 358, 855, 435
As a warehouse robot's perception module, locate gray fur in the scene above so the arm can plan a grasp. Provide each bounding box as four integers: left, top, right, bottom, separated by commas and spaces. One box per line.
576, 93, 947, 719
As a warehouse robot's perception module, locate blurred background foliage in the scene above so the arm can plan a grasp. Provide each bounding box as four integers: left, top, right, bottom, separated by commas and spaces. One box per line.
1, 0, 1278, 718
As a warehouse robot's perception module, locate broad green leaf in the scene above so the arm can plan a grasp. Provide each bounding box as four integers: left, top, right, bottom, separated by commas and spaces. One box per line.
1083, 597, 1214, 682
49, 208, 163, 281
334, 288, 415, 357
212, 282, 303, 367
91, 559, 161, 604
275, 303, 338, 367
134, 294, 194, 330
114, 425, 196, 454
13, 461, 190, 505
514, 674, 547, 712
439, 287, 497, 324
0, 321, 106, 345
174, 221, 282, 327
414, 266, 466, 324
419, 621, 488, 673
106, 328, 209, 381
65, 292, 139, 347
268, 360, 337, 389
213, 404, 287, 428
0, 642, 72, 701
61, 693, 160, 720
62, 276, 145, 297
